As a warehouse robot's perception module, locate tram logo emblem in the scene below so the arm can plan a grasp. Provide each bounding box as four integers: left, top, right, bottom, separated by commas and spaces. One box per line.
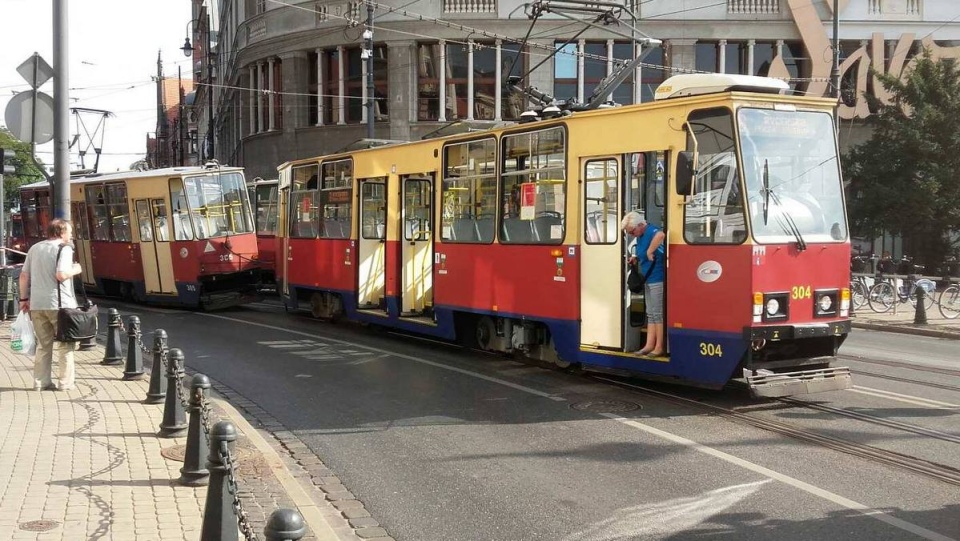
696, 261, 723, 283
179, 247, 189, 259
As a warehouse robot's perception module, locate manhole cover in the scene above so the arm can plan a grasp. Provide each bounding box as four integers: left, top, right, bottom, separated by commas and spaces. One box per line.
19, 520, 60, 532
570, 399, 641, 413
161, 444, 255, 463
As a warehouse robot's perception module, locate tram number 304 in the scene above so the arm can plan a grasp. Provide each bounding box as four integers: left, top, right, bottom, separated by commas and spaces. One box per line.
699, 343, 723, 357
791, 285, 812, 300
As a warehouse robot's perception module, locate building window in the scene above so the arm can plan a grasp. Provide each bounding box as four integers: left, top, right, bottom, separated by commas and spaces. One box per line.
640, 46, 665, 103
554, 43, 578, 102
256, 0, 266, 14
555, 41, 656, 105
323, 46, 388, 124
418, 41, 524, 121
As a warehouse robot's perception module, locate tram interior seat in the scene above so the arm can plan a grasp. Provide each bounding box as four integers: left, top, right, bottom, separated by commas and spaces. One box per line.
323, 219, 342, 238
451, 217, 479, 242
533, 213, 563, 242
476, 215, 496, 242
502, 216, 536, 243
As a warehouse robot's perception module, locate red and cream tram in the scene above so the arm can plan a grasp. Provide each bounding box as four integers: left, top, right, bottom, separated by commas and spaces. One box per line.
274, 74, 852, 397
20, 164, 260, 309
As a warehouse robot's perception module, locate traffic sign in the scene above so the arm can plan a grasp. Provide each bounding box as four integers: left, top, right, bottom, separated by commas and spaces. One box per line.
16, 55, 54, 89
4, 91, 55, 145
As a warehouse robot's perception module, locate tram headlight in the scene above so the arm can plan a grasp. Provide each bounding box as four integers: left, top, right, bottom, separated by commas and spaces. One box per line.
761, 292, 789, 322
766, 299, 779, 316
814, 289, 840, 317
818, 295, 832, 312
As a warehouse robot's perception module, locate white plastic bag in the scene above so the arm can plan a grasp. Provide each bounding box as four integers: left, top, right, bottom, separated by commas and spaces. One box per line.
11, 311, 36, 357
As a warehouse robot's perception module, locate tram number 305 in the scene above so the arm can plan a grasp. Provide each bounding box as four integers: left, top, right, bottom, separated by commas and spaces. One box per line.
219, 254, 234, 262
699, 343, 723, 357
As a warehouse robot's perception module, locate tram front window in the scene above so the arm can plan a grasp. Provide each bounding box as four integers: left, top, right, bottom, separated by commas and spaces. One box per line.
739, 108, 847, 244
183, 172, 255, 239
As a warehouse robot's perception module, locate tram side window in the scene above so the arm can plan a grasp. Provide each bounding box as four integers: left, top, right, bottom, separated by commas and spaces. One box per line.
500, 126, 566, 244
682, 108, 747, 245
71, 202, 89, 240
441, 138, 497, 243
169, 179, 195, 241
152, 200, 170, 242
584, 159, 619, 244
320, 159, 353, 239
135, 200, 153, 242
403, 177, 432, 241
256, 184, 279, 235
361, 180, 387, 239
37, 192, 51, 233
625, 152, 666, 228
290, 165, 320, 238
85, 185, 110, 241
23, 193, 39, 238
106, 183, 131, 242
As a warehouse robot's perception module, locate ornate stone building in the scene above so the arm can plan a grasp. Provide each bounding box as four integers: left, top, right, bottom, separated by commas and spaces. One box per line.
189, 0, 960, 179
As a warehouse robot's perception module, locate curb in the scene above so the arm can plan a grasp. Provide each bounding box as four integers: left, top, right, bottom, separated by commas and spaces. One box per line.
851, 321, 960, 340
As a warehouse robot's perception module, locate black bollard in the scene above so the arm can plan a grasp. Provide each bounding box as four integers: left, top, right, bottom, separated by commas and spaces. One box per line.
914, 284, 928, 325
158, 348, 188, 438
101, 308, 124, 365
122, 316, 145, 380
145, 330, 168, 404
200, 421, 239, 541
180, 373, 212, 486
264, 509, 307, 541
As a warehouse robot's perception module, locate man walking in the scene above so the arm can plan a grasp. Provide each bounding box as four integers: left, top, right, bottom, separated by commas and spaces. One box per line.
18, 219, 83, 391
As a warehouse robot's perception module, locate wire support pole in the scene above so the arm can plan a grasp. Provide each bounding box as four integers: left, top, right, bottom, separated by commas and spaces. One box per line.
365, 0, 375, 139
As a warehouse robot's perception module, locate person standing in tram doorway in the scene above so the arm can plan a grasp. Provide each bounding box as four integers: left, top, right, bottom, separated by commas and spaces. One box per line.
621, 211, 666, 356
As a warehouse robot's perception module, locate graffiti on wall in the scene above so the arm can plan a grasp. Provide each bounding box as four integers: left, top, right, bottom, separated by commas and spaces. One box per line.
785, 0, 960, 119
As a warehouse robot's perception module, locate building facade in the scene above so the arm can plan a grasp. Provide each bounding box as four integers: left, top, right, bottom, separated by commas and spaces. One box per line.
188, 0, 960, 180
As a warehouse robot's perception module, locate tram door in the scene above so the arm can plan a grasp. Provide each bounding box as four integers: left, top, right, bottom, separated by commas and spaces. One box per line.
71, 202, 95, 287
399, 175, 433, 316
357, 178, 387, 310
580, 157, 624, 349
135, 199, 175, 295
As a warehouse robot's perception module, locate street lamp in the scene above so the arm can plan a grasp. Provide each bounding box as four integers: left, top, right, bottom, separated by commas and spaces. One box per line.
180, 15, 215, 162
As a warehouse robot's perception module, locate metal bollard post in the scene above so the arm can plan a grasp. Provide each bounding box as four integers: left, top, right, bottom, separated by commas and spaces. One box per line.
145, 330, 168, 404
123, 316, 145, 380
200, 421, 239, 541
180, 373, 212, 486
158, 348, 188, 438
914, 284, 928, 325
264, 508, 307, 541
101, 308, 124, 365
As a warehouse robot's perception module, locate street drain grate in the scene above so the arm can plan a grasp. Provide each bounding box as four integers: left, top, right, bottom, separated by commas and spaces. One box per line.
19, 520, 60, 532
570, 399, 641, 413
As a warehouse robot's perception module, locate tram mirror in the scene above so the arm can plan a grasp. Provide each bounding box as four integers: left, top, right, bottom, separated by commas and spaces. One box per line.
676, 152, 696, 196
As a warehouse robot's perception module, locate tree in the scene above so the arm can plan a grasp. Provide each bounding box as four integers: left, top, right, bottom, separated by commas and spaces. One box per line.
0, 128, 47, 209
844, 49, 960, 270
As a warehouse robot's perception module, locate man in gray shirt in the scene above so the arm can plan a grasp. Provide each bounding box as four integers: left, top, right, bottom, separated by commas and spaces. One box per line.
18, 219, 83, 391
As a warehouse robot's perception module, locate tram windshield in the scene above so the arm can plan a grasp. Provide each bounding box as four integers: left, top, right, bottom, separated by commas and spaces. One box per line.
739, 108, 847, 244
182, 172, 254, 239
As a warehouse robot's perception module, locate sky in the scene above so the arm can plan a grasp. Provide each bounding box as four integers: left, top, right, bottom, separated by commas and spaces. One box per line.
1, 0, 193, 173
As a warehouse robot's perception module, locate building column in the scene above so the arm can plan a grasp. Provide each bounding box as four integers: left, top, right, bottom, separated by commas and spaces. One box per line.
267, 57, 276, 130
494, 40, 502, 122
747, 39, 756, 76
439, 40, 447, 122
248, 65, 256, 135
337, 45, 346, 125
280, 51, 308, 130
467, 41, 475, 120
577, 39, 585, 103
718, 40, 727, 73
256, 61, 264, 133
316, 48, 324, 126
665, 39, 697, 75
634, 43, 642, 103
387, 41, 414, 141
606, 39, 614, 76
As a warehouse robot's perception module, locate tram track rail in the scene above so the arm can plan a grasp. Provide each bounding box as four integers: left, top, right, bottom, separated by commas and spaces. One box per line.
593, 376, 960, 488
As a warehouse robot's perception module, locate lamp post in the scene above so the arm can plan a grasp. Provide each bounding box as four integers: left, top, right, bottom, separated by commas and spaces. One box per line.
181, 14, 215, 162
362, 0, 374, 139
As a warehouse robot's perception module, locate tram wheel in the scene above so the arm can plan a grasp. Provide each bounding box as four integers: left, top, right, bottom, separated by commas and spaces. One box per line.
310, 292, 325, 318
475, 316, 496, 351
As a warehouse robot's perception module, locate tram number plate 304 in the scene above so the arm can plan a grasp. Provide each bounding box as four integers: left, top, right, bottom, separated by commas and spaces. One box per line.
699, 342, 723, 357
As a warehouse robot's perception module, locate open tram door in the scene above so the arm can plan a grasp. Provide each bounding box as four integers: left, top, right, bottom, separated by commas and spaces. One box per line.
579, 152, 666, 353
357, 177, 387, 310
399, 174, 433, 318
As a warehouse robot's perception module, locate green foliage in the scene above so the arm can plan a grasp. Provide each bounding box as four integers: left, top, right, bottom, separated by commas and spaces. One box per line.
0, 129, 47, 209
844, 49, 960, 267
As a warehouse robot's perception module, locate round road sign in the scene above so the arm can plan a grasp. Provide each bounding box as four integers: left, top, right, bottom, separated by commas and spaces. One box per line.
4, 91, 55, 145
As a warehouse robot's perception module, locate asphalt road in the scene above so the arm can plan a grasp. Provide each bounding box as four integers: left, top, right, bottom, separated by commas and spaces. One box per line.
107, 300, 960, 541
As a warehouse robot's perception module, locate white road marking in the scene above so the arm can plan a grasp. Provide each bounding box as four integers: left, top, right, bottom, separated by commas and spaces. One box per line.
560, 480, 770, 541
202, 312, 955, 541
851, 386, 960, 410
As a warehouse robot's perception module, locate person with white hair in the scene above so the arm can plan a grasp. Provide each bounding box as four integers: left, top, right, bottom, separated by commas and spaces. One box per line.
620, 211, 666, 356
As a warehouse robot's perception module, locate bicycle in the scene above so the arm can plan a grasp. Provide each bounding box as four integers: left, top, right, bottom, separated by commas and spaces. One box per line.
867, 273, 936, 313
939, 283, 960, 319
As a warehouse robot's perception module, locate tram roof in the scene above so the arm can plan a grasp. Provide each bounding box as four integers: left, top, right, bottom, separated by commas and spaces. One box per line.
68, 164, 244, 185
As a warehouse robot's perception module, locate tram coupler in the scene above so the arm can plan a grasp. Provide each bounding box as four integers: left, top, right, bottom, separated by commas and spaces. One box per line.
122, 316, 144, 380
101, 308, 123, 365
158, 348, 187, 438
199, 421, 238, 541
914, 285, 928, 325
179, 373, 211, 486
145, 330, 168, 404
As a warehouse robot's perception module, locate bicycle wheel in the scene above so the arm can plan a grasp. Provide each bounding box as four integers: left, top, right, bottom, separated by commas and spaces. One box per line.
939, 285, 960, 319
868, 282, 895, 313
906, 279, 936, 311
851, 280, 867, 309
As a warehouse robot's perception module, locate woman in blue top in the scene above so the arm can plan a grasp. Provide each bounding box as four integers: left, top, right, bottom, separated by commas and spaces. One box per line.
621, 211, 666, 356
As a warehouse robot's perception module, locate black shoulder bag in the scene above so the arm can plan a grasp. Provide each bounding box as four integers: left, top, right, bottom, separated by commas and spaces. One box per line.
627, 253, 657, 294
55, 244, 99, 342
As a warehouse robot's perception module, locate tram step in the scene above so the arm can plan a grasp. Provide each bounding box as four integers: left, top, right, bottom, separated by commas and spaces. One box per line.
746, 366, 852, 398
